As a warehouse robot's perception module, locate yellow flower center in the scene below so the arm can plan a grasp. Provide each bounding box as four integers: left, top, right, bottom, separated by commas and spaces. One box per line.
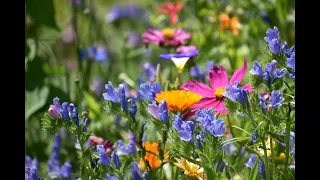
162, 28, 174, 39
214, 87, 226, 100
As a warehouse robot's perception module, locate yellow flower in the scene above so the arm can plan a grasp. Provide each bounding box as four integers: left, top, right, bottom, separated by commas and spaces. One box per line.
139, 142, 170, 170
256, 136, 275, 157
275, 153, 286, 162
173, 158, 205, 180
155, 90, 202, 112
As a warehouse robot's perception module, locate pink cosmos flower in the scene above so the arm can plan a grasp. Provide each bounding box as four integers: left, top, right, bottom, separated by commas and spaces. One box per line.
156, 2, 183, 25
180, 59, 254, 115
176, 45, 197, 54
141, 28, 191, 47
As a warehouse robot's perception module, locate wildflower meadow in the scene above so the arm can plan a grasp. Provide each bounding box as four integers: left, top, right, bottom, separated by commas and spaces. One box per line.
25, 0, 295, 179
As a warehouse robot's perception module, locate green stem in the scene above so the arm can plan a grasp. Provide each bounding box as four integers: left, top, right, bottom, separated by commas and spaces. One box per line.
270, 137, 276, 180
227, 114, 236, 139
78, 135, 93, 179
261, 133, 270, 180
285, 104, 292, 167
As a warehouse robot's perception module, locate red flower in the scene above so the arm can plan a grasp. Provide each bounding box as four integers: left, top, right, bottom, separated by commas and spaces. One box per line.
156, 2, 183, 25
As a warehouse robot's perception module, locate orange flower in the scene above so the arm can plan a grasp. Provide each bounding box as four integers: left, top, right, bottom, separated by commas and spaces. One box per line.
218, 12, 241, 36
219, 13, 230, 31
156, 2, 183, 25
139, 142, 169, 170
155, 90, 202, 112
230, 17, 240, 35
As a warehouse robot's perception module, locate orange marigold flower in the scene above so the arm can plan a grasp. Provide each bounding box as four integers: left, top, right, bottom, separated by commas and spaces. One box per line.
155, 90, 202, 112
139, 142, 170, 170
219, 12, 241, 36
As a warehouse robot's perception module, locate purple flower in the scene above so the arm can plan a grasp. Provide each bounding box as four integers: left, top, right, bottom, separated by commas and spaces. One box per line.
97, 145, 111, 166
196, 131, 206, 149
144, 172, 150, 180
196, 109, 226, 137
260, 10, 271, 25
116, 139, 137, 155
47, 134, 61, 178
118, 84, 128, 112
25, 168, 39, 180
106, 174, 117, 180
61, 102, 70, 121
282, 41, 295, 58
264, 26, 281, 54
190, 65, 205, 82
206, 60, 215, 74
142, 62, 156, 81
224, 133, 238, 156
280, 131, 295, 149
223, 81, 250, 107
214, 161, 226, 172
259, 95, 267, 113
250, 130, 259, 143
112, 151, 120, 170
95, 47, 108, 62
127, 31, 140, 48
69, 103, 79, 128
90, 77, 105, 95
130, 162, 142, 180
286, 52, 295, 81
114, 115, 120, 125
270, 90, 284, 108
105, 4, 144, 23
138, 81, 161, 102
103, 81, 118, 103
59, 162, 72, 178
245, 154, 266, 179
159, 49, 198, 73
25, 156, 39, 170
147, 100, 169, 124
129, 96, 138, 120
172, 114, 195, 143
83, 117, 88, 132
249, 60, 286, 86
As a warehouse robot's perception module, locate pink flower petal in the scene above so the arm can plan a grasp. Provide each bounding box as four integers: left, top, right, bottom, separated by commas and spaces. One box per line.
229, 59, 248, 85
141, 29, 163, 44
191, 97, 217, 109
182, 109, 197, 120
214, 101, 228, 114
209, 65, 229, 89
241, 83, 255, 92
180, 80, 214, 97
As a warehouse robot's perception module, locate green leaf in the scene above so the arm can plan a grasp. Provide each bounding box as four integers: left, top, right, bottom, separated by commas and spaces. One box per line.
41, 113, 62, 137
198, 152, 219, 180
26, 0, 59, 30
83, 91, 101, 119
25, 86, 49, 121
249, 156, 259, 180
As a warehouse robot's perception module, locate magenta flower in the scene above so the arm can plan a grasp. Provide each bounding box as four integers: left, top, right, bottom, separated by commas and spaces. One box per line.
180, 60, 254, 115
141, 28, 191, 47
176, 45, 197, 53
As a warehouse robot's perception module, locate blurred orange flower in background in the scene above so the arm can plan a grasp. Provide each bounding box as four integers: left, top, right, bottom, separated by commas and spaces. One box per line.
156, 1, 183, 25
219, 13, 241, 36
139, 142, 170, 170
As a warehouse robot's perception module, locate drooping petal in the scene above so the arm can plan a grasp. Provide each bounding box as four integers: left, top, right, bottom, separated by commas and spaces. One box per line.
241, 83, 255, 92
230, 59, 248, 85
180, 80, 214, 97
190, 98, 216, 109
209, 65, 229, 89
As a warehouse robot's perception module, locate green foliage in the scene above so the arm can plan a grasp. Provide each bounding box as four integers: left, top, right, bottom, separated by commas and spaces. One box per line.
248, 157, 259, 180
25, 86, 50, 121
166, 129, 194, 159
41, 113, 62, 137
26, 0, 59, 30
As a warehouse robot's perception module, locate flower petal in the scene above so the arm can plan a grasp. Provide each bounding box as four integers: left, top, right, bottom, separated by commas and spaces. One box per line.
209, 65, 229, 89
214, 101, 228, 114
241, 83, 255, 92
180, 80, 214, 97
230, 59, 248, 85
191, 98, 216, 109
